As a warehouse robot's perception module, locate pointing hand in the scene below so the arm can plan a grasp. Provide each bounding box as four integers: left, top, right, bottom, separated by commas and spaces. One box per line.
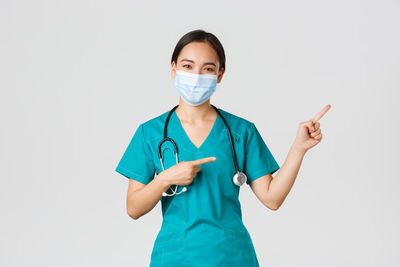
161, 156, 217, 186
294, 104, 331, 152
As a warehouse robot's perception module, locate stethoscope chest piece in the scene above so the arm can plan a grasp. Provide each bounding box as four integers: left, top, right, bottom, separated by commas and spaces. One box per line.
233, 171, 247, 186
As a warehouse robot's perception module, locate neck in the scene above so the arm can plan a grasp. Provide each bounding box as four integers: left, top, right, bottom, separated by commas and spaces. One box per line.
175, 97, 215, 123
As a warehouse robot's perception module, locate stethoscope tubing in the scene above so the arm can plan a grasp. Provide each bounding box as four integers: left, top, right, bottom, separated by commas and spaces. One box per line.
158, 104, 245, 197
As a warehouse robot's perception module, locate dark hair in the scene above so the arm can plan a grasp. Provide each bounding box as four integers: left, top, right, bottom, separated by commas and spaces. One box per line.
171, 29, 226, 72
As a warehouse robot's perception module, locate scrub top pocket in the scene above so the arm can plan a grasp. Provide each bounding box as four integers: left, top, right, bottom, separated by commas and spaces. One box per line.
224, 226, 260, 267
150, 230, 186, 267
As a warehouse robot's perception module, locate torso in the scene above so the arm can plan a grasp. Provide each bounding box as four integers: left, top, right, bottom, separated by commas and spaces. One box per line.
142, 107, 260, 266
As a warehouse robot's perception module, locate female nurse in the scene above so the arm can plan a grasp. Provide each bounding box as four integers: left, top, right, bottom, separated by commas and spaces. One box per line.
115, 29, 331, 266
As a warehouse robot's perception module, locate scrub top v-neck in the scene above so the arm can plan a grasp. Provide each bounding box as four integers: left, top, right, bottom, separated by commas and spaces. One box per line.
172, 109, 220, 151
115, 107, 280, 267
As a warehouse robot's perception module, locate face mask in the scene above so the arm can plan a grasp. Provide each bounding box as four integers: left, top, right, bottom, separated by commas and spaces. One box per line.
174, 69, 218, 106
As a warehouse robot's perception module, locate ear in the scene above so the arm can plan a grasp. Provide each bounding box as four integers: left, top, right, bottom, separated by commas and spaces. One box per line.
171, 62, 176, 78
217, 67, 225, 83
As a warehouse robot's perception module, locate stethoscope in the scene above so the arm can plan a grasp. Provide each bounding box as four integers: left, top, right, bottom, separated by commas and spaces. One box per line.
158, 104, 248, 197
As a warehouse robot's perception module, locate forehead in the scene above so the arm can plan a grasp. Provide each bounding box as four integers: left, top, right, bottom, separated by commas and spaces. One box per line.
177, 41, 219, 63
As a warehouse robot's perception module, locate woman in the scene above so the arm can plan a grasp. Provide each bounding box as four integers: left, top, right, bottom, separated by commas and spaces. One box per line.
115, 29, 330, 266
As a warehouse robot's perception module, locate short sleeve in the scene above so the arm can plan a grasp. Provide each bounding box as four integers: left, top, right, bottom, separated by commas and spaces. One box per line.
243, 122, 280, 184
115, 123, 156, 184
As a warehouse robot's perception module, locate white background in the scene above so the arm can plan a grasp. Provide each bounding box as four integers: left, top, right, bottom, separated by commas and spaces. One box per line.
1, 0, 399, 266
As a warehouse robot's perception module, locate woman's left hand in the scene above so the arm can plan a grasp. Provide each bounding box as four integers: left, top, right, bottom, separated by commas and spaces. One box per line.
293, 104, 331, 152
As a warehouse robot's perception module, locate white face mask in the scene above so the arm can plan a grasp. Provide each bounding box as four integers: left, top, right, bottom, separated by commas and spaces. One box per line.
174, 70, 218, 106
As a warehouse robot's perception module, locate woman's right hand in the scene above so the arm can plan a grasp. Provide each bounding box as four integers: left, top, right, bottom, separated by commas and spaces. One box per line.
158, 157, 217, 186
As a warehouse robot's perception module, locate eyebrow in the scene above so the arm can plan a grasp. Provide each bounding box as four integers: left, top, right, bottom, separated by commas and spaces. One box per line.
180, 58, 216, 67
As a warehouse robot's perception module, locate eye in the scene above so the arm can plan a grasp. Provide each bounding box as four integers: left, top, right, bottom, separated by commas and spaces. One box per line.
183, 64, 191, 69
205, 67, 215, 72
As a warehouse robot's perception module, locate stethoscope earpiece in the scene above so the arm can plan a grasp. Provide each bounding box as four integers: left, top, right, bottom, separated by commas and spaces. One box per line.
162, 185, 187, 197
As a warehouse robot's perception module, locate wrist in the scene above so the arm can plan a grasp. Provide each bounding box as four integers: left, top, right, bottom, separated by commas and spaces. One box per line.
291, 141, 307, 155
154, 172, 172, 191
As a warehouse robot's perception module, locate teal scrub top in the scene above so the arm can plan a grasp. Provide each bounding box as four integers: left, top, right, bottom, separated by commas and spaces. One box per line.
115, 107, 280, 267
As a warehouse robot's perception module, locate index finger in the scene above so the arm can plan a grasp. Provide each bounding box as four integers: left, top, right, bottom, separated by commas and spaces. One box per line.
190, 157, 217, 166
312, 104, 331, 123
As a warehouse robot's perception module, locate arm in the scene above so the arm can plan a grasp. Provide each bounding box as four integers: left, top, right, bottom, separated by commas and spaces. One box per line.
249, 104, 330, 210
126, 173, 170, 220
249, 142, 306, 211
126, 156, 216, 220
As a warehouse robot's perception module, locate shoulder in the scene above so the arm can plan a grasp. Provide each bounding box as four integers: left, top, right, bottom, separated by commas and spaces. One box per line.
217, 107, 254, 126
216, 107, 255, 140
137, 110, 171, 143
